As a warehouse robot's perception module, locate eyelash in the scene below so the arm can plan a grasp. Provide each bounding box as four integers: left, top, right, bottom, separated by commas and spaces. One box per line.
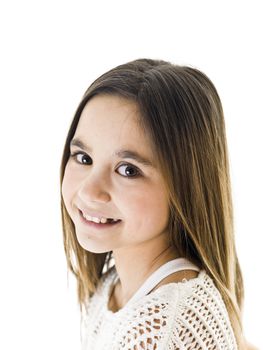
69, 152, 142, 179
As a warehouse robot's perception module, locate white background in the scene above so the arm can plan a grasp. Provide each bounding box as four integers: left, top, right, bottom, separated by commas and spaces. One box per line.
0, 1, 262, 349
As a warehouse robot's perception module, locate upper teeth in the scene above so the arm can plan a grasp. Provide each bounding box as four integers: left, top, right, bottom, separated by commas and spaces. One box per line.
82, 212, 118, 224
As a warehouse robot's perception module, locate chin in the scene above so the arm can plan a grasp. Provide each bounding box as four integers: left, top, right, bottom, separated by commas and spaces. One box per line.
76, 233, 112, 254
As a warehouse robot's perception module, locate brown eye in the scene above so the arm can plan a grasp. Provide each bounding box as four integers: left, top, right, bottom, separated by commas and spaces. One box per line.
70, 152, 92, 165
70, 153, 141, 179
117, 164, 141, 178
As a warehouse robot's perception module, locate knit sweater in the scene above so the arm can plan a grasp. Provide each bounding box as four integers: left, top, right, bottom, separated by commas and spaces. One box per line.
80, 262, 238, 349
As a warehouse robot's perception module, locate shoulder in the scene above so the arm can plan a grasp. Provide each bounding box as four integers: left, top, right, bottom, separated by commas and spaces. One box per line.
167, 270, 238, 349
116, 270, 238, 349
80, 268, 116, 335
83, 268, 116, 315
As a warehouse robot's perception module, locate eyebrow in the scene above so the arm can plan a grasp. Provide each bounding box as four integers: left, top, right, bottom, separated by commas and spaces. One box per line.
70, 138, 155, 168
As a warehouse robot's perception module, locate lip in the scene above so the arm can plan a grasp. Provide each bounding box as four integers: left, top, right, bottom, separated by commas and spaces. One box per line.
78, 209, 122, 229
78, 208, 119, 221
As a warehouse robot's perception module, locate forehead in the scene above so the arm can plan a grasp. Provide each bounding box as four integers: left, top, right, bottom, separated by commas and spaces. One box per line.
79, 94, 140, 128
75, 94, 152, 152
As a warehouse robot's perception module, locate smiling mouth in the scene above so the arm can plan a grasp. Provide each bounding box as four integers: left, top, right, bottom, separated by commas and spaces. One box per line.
78, 209, 122, 227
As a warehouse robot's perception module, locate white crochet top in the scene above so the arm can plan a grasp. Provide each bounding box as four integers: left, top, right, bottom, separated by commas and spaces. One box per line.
80, 258, 238, 349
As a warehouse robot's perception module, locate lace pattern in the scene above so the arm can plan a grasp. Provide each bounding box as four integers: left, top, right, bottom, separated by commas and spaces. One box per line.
81, 269, 238, 349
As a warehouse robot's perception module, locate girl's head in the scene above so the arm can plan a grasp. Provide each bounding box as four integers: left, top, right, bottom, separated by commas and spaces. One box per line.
62, 94, 172, 257
60, 58, 245, 347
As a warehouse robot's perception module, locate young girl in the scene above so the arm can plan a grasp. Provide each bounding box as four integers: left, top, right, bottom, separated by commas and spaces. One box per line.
60, 58, 251, 349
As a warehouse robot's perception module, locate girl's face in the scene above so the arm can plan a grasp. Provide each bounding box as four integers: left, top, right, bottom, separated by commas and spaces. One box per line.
62, 94, 171, 253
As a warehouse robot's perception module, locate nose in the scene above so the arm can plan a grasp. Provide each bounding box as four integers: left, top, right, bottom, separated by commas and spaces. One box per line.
77, 171, 111, 204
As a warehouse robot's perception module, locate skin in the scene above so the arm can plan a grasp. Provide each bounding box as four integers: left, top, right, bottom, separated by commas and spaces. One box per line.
62, 94, 198, 311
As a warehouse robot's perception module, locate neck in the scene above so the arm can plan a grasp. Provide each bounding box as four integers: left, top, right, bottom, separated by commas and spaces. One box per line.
111, 236, 178, 307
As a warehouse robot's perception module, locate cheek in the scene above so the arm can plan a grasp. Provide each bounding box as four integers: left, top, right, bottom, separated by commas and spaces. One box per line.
125, 185, 169, 233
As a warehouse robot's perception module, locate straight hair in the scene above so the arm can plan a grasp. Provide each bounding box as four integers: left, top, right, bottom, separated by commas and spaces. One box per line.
60, 58, 246, 348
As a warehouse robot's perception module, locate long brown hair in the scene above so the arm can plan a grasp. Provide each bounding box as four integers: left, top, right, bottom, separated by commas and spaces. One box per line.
60, 58, 246, 348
